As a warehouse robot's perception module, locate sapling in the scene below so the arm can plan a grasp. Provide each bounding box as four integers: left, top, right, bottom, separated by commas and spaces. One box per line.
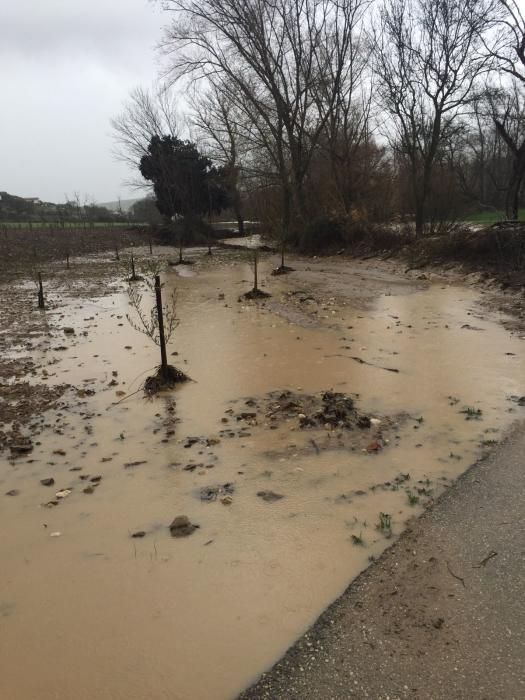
127, 274, 188, 392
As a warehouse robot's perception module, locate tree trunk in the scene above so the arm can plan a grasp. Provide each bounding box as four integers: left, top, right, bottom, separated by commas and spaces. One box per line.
505, 153, 525, 221
414, 199, 425, 239
37, 272, 45, 310
281, 184, 292, 237
155, 275, 168, 378
233, 190, 245, 236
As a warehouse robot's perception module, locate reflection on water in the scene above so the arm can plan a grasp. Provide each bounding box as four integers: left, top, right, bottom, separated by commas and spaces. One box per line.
0, 258, 523, 700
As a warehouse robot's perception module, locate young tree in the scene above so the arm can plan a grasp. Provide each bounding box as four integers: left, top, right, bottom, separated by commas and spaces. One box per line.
127, 275, 187, 388
374, 0, 492, 236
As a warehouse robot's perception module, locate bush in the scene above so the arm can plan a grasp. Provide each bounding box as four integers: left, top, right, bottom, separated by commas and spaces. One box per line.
153, 218, 215, 246
298, 216, 346, 253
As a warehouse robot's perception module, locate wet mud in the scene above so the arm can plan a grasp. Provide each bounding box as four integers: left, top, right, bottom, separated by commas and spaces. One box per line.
0, 246, 524, 700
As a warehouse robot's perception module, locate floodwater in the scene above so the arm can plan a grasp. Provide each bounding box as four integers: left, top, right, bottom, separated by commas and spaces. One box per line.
0, 254, 524, 700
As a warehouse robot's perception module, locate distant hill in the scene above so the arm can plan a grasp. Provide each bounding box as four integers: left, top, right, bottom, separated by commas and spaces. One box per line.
0, 191, 128, 224
98, 198, 140, 213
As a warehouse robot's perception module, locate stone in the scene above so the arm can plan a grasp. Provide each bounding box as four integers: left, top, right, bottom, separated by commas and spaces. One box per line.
169, 515, 199, 537
257, 490, 284, 502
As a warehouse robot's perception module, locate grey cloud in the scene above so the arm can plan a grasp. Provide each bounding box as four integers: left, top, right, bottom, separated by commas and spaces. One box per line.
0, 0, 167, 202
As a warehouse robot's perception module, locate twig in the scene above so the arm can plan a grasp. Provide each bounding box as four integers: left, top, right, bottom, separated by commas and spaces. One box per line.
473, 550, 497, 568
349, 356, 400, 373
107, 387, 144, 409
446, 560, 466, 587
310, 438, 320, 454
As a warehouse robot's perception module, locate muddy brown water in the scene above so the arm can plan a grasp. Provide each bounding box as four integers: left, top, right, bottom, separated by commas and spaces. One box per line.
0, 253, 524, 700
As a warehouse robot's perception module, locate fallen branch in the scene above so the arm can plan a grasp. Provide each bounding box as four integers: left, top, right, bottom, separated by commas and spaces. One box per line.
473, 550, 498, 568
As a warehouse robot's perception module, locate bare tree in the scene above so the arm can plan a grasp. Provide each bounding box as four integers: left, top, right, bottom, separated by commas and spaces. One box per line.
111, 86, 179, 188
374, 0, 493, 236
191, 79, 246, 235
158, 0, 368, 234
482, 1, 525, 219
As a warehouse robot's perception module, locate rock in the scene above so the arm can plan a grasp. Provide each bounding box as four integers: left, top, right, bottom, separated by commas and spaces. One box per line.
131, 531, 146, 538
55, 489, 72, 499
5, 489, 19, 496
366, 440, 382, 453
40, 478, 55, 487
63, 327, 75, 334
50, 531, 61, 537
9, 439, 33, 455
221, 495, 233, 505
169, 515, 199, 537
257, 490, 284, 502
83, 486, 95, 494
199, 483, 234, 502
90, 476, 102, 483
237, 412, 257, 421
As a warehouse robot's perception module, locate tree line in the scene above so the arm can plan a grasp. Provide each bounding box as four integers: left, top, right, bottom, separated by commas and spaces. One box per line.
112, 0, 525, 244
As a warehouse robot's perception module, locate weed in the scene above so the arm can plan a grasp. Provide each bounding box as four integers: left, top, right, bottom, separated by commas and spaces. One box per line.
407, 491, 419, 506
377, 512, 392, 538
351, 533, 364, 546
460, 406, 483, 420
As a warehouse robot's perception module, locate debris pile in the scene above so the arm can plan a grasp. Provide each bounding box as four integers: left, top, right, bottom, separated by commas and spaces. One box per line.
241, 389, 373, 432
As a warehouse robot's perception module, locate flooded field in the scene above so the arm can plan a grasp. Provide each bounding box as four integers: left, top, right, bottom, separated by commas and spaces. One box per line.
1, 248, 524, 700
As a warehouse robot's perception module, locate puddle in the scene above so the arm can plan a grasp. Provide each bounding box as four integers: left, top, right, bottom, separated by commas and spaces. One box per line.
0, 256, 523, 700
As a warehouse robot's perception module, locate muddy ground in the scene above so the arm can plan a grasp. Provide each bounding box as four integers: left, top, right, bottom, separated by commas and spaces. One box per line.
240, 423, 525, 700
0, 238, 524, 700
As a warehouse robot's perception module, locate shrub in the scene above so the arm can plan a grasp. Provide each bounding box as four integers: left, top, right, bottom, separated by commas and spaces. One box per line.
298, 216, 346, 253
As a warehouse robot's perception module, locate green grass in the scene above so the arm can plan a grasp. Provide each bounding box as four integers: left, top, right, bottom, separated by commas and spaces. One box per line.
0, 221, 134, 229
463, 209, 525, 225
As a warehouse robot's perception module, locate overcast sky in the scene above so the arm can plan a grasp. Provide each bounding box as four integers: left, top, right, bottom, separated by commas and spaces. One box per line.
0, 0, 166, 203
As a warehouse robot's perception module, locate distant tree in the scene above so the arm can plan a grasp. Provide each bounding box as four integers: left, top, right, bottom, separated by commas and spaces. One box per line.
139, 135, 230, 222
374, 0, 493, 236
191, 79, 246, 235
482, 1, 525, 219
130, 197, 164, 225
111, 87, 179, 176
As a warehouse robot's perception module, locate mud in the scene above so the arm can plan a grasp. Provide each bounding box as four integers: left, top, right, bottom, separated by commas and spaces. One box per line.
0, 245, 524, 700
